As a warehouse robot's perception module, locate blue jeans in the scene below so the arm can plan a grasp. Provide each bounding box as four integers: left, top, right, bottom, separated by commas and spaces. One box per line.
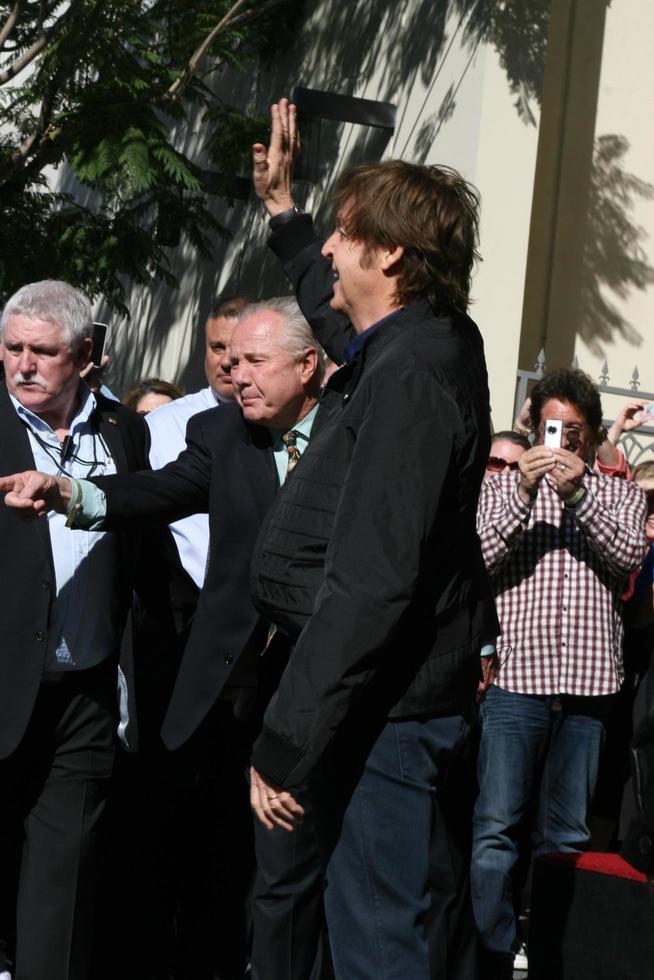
470, 685, 612, 956
313, 711, 472, 980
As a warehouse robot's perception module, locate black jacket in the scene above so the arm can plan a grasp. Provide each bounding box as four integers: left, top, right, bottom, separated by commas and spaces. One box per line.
0, 382, 154, 758
250, 214, 496, 790
93, 401, 278, 749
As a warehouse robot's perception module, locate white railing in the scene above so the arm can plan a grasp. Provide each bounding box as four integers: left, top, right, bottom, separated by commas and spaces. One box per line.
514, 350, 654, 465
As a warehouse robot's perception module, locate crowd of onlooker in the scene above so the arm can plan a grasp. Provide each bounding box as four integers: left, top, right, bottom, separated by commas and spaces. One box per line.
2, 298, 653, 980
1, 96, 653, 980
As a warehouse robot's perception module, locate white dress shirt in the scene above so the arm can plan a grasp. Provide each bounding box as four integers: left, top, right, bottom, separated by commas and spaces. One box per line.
145, 386, 221, 588
10, 386, 119, 671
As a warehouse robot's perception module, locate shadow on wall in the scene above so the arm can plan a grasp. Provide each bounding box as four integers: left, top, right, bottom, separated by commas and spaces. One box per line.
88, 243, 230, 398
58, 0, 557, 388
455, 0, 550, 124
56, 0, 652, 394
579, 134, 654, 357
237, 0, 552, 298
410, 0, 550, 161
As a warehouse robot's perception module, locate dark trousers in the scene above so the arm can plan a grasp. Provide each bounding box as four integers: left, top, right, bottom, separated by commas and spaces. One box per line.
98, 699, 256, 980
0, 661, 117, 980
311, 710, 475, 980
250, 633, 333, 980
251, 787, 333, 980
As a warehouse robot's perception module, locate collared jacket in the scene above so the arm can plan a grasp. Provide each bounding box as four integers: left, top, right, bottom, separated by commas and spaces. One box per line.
250, 214, 497, 790
93, 402, 278, 749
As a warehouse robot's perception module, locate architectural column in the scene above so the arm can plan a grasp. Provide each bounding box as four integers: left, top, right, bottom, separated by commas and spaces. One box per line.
518, 0, 608, 370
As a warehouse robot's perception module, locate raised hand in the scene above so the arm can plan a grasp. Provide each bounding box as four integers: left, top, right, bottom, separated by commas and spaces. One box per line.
252, 98, 300, 216
549, 448, 585, 500
0, 471, 72, 518
608, 401, 652, 444
80, 353, 109, 394
517, 446, 556, 504
514, 396, 532, 437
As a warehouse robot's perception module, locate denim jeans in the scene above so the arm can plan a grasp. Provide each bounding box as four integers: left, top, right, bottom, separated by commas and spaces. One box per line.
313, 711, 472, 980
470, 685, 613, 956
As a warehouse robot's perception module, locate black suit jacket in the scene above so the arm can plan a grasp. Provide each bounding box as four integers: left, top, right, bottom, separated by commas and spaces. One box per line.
93, 401, 279, 750
0, 381, 152, 759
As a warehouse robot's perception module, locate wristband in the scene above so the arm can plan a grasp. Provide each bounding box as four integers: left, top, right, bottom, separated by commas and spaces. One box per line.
564, 485, 586, 508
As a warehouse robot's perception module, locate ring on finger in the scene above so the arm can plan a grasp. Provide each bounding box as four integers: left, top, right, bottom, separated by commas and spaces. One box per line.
559, 464, 566, 472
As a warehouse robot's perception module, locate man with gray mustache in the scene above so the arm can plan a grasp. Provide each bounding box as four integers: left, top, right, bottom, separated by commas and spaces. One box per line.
0, 280, 165, 980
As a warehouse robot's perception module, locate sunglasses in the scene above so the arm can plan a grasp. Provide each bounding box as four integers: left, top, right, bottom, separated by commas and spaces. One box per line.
486, 456, 520, 473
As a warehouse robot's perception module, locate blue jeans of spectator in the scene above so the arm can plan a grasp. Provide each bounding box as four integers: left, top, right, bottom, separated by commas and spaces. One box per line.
470, 685, 613, 956
313, 710, 472, 980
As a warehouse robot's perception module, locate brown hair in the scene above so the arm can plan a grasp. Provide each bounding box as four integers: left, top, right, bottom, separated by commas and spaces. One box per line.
529, 368, 603, 436
633, 461, 654, 484
332, 161, 481, 314
122, 377, 183, 412
492, 430, 531, 451
208, 294, 250, 320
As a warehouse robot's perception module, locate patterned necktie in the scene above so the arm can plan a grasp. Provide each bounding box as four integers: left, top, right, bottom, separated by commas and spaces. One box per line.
264, 429, 302, 651
282, 429, 301, 478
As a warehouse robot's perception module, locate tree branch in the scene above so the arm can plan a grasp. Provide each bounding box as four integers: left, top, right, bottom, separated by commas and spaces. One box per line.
165, 0, 249, 102
0, 0, 81, 86
0, 80, 58, 186
165, 0, 288, 104
0, 0, 22, 50
211, 0, 289, 36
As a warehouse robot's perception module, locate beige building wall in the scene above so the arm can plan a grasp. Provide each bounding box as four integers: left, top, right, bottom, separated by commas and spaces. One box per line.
74, 0, 547, 409
573, 0, 654, 412
51, 0, 653, 438
472, 48, 542, 430
517, 0, 654, 438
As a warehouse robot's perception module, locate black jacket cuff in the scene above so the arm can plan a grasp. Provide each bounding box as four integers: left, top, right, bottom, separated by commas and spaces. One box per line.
251, 725, 308, 790
268, 212, 316, 265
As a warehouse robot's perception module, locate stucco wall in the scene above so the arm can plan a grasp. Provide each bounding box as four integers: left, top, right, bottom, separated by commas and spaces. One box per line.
573, 0, 654, 414
78, 0, 546, 415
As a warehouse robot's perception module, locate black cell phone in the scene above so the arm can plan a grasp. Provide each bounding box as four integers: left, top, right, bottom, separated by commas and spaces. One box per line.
90, 322, 108, 367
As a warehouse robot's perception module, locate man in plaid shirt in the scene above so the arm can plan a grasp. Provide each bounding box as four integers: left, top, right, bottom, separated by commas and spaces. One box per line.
472, 368, 647, 980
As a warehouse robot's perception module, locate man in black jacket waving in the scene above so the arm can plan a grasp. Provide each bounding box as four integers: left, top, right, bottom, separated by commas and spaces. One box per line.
248, 99, 497, 980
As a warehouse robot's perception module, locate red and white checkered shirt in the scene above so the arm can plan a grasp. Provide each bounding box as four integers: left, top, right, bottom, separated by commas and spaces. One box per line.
477, 470, 647, 696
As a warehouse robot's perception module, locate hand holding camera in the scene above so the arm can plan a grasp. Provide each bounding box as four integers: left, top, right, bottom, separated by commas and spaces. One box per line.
548, 448, 585, 501
517, 446, 556, 505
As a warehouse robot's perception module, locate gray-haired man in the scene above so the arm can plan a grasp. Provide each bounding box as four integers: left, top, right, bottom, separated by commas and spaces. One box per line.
0, 280, 160, 980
